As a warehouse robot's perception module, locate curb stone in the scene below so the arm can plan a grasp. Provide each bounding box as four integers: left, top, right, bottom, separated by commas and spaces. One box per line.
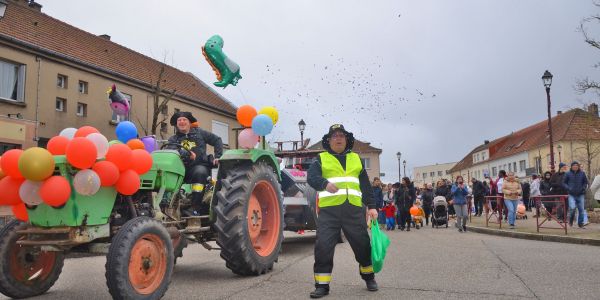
467, 225, 600, 246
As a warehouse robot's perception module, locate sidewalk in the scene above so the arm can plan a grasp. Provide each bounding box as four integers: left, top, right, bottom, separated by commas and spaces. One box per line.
465, 211, 600, 246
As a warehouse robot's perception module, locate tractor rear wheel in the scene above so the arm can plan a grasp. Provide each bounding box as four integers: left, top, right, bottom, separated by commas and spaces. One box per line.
214, 162, 283, 275
0, 220, 64, 299
105, 217, 173, 299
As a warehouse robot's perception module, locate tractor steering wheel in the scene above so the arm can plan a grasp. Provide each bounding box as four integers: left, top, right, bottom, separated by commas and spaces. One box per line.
160, 143, 193, 162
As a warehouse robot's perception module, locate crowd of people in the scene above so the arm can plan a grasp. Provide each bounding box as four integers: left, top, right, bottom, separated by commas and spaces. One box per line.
371, 161, 600, 232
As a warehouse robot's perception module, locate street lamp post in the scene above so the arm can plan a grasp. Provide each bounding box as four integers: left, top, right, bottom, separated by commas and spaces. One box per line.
557, 144, 562, 164
396, 152, 401, 181
542, 70, 556, 173
403, 160, 407, 179
298, 119, 306, 146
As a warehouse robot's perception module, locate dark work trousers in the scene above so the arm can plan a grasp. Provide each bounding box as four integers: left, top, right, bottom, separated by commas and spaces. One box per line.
423, 206, 432, 225
398, 207, 411, 229
184, 164, 210, 213
474, 196, 484, 216
313, 200, 374, 288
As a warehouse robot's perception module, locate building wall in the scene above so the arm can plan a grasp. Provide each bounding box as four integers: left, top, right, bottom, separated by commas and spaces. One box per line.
357, 152, 381, 182
0, 43, 238, 152
451, 151, 530, 182
413, 162, 456, 188
528, 141, 600, 177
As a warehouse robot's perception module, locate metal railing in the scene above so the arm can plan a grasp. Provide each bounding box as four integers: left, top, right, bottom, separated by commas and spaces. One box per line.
484, 196, 504, 229
532, 195, 569, 235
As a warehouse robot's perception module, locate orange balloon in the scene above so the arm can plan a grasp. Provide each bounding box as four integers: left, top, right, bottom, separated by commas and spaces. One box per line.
236, 105, 257, 127
92, 161, 120, 186
66, 137, 98, 169
74, 126, 100, 138
40, 176, 71, 207
47, 136, 70, 155
11, 202, 28, 221
126, 139, 145, 150
115, 170, 140, 195
130, 149, 153, 175
410, 206, 419, 216
105, 144, 133, 172
1, 149, 24, 179
0, 176, 25, 206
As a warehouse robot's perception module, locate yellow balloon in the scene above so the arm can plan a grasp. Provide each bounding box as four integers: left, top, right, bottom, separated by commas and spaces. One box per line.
258, 106, 279, 125
18, 147, 55, 181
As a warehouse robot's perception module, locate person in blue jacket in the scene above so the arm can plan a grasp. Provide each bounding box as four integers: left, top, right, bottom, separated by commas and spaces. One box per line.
451, 176, 469, 232
562, 161, 589, 228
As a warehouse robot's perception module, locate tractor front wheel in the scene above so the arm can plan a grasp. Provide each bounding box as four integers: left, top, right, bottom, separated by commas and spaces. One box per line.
0, 220, 64, 299
105, 217, 174, 299
214, 162, 284, 275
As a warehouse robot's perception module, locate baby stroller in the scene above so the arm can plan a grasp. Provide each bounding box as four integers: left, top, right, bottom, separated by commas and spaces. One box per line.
432, 196, 449, 228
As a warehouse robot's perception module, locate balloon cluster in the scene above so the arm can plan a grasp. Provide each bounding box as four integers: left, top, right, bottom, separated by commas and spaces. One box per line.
0, 123, 154, 222
236, 105, 279, 149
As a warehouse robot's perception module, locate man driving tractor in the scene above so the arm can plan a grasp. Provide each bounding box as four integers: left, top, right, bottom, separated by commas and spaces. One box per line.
168, 111, 223, 215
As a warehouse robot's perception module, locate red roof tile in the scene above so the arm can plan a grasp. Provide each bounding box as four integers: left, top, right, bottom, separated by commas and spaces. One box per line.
0, 2, 236, 116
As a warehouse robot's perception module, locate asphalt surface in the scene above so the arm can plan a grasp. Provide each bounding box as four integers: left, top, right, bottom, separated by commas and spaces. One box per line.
3, 225, 600, 300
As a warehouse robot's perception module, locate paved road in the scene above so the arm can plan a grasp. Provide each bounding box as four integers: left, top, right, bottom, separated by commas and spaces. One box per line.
3, 226, 599, 300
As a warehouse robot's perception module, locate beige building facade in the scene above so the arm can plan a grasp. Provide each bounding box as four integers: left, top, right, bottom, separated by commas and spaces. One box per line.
413, 162, 456, 188
0, 1, 238, 155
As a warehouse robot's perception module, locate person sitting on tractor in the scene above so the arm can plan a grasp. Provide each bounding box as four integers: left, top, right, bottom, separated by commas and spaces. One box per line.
167, 111, 223, 215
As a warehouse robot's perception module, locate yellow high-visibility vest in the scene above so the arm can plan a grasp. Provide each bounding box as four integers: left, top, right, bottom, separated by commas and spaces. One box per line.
318, 151, 363, 207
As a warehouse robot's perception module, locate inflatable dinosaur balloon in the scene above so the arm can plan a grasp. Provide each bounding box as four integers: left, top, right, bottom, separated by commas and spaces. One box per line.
202, 35, 242, 88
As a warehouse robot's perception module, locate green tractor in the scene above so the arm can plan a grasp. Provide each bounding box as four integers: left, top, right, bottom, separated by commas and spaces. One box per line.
0, 144, 284, 299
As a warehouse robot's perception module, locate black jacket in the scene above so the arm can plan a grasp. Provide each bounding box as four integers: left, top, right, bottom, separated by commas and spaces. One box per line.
434, 185, 451, 199
307, 151, 375, 209
521, 182, 531, 198
550, 172, 567, 195
472, 180, 485, 198
395, 184, 416, 209
167, 127, 223, 166
540, 179, 552, 196
420, 189, 434, 207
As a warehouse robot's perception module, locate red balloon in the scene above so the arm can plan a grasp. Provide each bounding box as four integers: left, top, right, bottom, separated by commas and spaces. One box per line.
66, 137, 97, 169
0, 176, 25, 206
105, 144, 132, 172
115, 170, 140, 195
92, 161, 120, 186
40, 176, 71, 207
131, 149, 153, 175
74, 126, 100, 138
1, 149, 24, 179
47, 136, 70, 155
11, 202, 28, 221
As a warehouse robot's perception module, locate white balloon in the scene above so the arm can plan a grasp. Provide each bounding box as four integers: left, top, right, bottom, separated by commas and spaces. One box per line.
59, 127, 77, 140
19, 180, 44, 206
86, 133, 109, 159
73, 169, 101, 196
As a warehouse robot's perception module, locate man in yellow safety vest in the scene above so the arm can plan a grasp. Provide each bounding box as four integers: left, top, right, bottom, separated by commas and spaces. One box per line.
307, 124, 379, 298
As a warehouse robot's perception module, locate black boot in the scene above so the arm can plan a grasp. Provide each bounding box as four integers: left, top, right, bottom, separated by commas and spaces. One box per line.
310, 286, 330, 298
366, 279, 378, 291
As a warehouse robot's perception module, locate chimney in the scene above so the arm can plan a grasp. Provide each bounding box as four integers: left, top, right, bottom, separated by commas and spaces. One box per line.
557, 111, 562, 115
484, 140, 490, 145
98, 34, 111, 40
588, 103, 599, 117
28, 0, 41, 11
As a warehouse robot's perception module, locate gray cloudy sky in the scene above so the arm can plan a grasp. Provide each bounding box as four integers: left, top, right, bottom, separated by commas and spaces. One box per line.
44, 1, 599, 182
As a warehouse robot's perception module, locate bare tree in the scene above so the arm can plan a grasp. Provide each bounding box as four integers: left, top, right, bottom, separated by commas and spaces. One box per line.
576, 2, 600, 95
572, 106, 600, 209
150, 65, 177, 139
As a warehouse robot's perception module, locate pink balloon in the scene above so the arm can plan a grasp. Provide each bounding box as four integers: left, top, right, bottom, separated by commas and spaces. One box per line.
238, 128, 259, 149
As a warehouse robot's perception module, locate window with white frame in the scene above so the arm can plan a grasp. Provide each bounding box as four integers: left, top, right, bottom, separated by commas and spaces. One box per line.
211, 120, 229, 146
76, 102, 87, 117
430, 171, 435, 177
0, 59, 26, 102
111, 93, 132, 123
492, 167, 497, 177
57, 74, 67, 88
437, 171, 442, 176
482, 152, 486, 160
513, 162, 517, 173
361, 158, 371, 169
78, 80, 88, 94
519, 160, 526, 172
56, 98, 66, 112
423, 172, 427, 179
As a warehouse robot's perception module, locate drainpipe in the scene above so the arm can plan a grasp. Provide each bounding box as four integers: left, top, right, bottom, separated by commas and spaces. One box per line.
34, 56, 41, 142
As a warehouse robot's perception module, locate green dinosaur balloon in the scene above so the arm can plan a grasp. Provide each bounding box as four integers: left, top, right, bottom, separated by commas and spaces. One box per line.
202, 35, 242, 88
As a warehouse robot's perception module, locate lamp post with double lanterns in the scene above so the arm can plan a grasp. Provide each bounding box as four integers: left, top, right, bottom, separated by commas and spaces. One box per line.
396, 152, 402, 181
298, 119, 306, 146
403, 160, 407, 179
542, 70, 556, 173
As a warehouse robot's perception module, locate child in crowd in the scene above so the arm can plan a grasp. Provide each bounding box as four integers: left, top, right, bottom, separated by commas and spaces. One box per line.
410, 200, 426, 229
381, 201, 397, 231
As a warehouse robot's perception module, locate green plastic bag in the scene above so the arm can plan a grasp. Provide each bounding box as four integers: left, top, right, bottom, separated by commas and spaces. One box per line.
370, 220, 390, 273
